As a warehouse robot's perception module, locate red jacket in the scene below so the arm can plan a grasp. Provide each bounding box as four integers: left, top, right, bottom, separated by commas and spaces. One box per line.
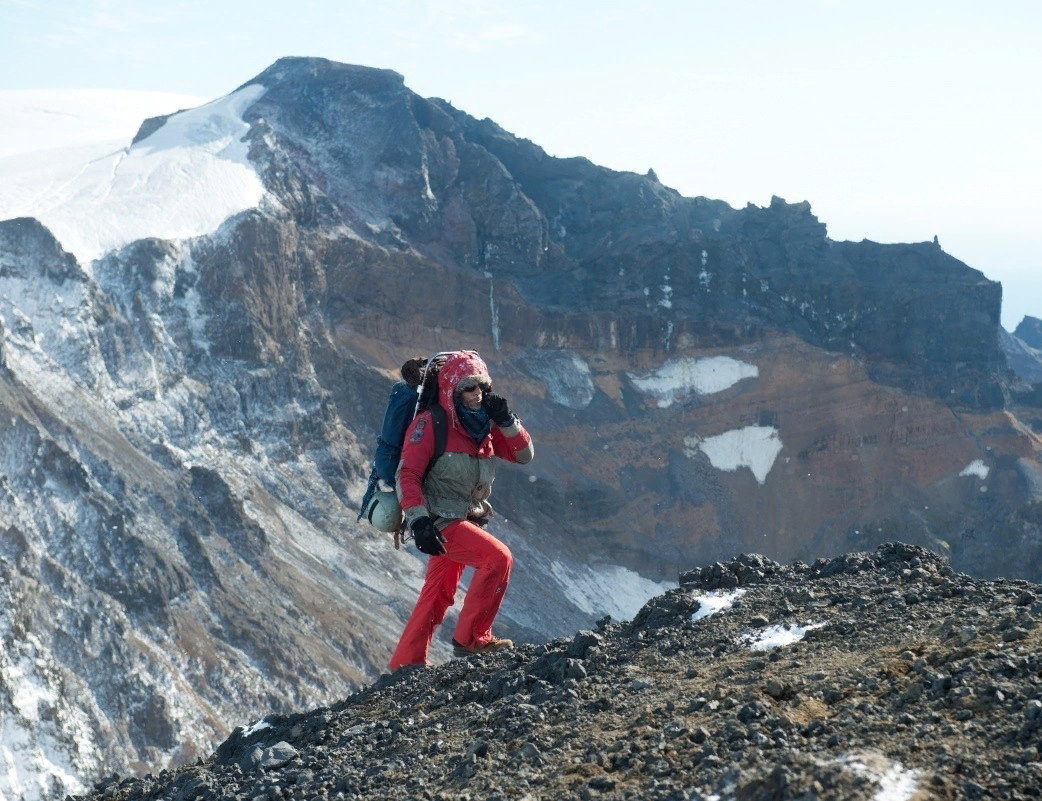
396, 351, 533, 524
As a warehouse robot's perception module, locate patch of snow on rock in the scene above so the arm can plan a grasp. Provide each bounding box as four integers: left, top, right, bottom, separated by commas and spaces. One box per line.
685, 425, 783, 485
959, 459, 989, 480
548, 561, 676, 622
0, 636, 95, 801
628, 356, 757, 408
743, 622, 824, 650
243, 719, 273, 738
691, 589, 747, 621
838, 753, 920, 801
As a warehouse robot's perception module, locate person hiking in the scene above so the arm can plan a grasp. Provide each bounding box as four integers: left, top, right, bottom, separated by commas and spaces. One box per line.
389, 350, 534, 669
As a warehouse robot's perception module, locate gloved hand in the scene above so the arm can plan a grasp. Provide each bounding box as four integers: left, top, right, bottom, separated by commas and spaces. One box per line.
411, 516, 447, 555
482, 392, 513, 427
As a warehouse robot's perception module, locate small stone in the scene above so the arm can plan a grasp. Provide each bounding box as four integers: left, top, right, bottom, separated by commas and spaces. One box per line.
569, 630, 603, 659
516, 743, 541, 763
260, 742, 298, 770
467, 740, 490, 759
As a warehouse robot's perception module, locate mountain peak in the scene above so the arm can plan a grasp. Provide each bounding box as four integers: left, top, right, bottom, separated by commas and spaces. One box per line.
241, 56, 406, 94
1014, 316, 1042, 350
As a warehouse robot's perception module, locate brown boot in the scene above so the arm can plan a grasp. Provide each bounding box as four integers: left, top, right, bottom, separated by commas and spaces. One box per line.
451, 636, 513, 656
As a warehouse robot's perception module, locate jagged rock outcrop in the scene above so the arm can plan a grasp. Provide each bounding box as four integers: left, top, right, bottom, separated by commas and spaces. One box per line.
1000, 327, 1042, 383
1015, 316, 1042, 350
74, 544, 1042, 801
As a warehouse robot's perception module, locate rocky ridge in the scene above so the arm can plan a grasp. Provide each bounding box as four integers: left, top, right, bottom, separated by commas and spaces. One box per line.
1014, 318, 1042, 351
76, 543, 1042, 801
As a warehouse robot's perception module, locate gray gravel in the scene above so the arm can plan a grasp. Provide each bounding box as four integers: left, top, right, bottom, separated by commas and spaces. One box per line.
74, 542, 1042, 801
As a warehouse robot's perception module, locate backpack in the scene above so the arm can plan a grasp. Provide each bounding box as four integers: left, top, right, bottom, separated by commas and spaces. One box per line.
358, 354, 450, 545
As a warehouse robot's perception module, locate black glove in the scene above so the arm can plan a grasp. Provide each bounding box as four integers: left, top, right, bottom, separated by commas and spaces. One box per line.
482, 392, 513, 427
411, 516, 447, 555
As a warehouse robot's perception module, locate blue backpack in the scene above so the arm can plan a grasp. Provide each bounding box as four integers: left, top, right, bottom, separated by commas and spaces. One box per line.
358, 358, 448, 541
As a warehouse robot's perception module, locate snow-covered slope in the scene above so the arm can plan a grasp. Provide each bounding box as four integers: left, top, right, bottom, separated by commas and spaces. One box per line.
0, 88, 267, 267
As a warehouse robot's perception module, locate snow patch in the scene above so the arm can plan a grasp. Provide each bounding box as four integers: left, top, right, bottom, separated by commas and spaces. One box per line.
838, 753, 920, 801
548, 562, 676, 622
0, 85, 265, 268
691, 589, 747, 621
628, 356, 757, 408
685, 425, 783, 484
742, 622, 824, 650
959, 459, 989, 480
489, 280, 501, 350
243, 719, 273, 738
1, 638, 92, 801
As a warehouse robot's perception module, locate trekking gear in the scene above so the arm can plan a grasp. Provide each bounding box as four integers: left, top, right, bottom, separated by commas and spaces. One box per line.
373, 382, 420, 486
451, 635, 514, 656
357, 354, 453, 546
481, 392, 513, 427
364, 490, 404, 534
411, 516, 447, 555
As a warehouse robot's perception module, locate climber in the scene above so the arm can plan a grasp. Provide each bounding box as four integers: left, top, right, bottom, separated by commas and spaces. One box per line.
389, 350, 534, 669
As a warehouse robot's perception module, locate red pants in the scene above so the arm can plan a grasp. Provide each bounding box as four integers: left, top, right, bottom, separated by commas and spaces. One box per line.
389, 520, 512, 670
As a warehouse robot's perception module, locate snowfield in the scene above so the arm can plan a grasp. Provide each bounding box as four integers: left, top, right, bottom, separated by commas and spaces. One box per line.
959, 459, 989, 480
629, 355, 758, 408
685, 425, 784, 485
0, 87, 268, 269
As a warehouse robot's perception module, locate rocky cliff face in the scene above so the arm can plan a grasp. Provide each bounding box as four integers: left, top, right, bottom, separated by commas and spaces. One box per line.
1015, 317, 1042, 350
1000, 327, 1042, 383
2, 56, 1041, 795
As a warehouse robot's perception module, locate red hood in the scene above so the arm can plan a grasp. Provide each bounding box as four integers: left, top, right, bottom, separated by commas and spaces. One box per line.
437, 350, 491, 431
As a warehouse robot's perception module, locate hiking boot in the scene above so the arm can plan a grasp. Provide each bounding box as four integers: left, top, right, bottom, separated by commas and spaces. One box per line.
451, 636, 513, 656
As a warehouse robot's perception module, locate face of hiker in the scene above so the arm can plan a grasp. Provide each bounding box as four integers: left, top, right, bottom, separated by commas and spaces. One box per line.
460, 384, 483, 410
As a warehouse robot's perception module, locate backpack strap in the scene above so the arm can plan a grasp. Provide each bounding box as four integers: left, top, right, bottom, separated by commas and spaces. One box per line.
423, 403, 448, 482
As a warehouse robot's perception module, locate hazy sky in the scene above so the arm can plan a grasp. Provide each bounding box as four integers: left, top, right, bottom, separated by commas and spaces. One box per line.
2, 0, 1040, 328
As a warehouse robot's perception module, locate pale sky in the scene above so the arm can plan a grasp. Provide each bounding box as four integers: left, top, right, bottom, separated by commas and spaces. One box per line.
2, 0, 1040, 329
